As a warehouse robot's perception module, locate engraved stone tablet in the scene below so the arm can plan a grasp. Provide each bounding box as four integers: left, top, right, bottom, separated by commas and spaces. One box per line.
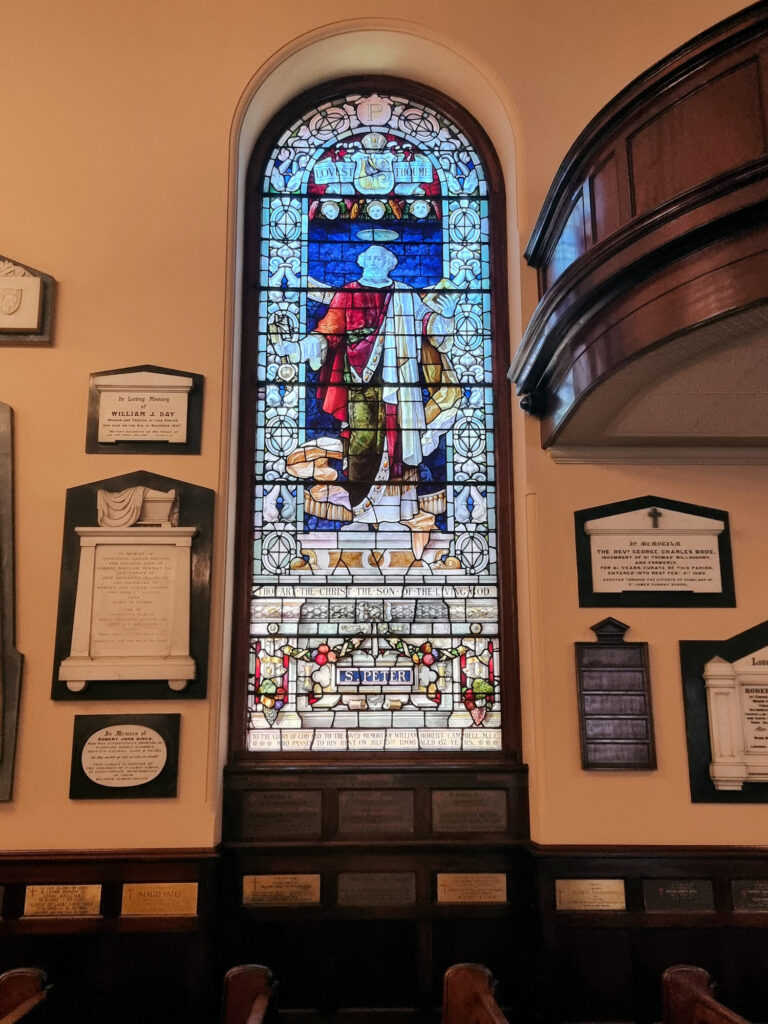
81, 725, 167, 787
732, 880, 768, 911
0, 256, 53, 343
337, 873, 416, 906
705, 648, 768, 790
58, 488, 196, 692
432, 790, 507, 833
95, 372, 193, 444
643, 879, 714, 912
241, 790, 322, 839
555, 878, 626, 911
338, 790, 414, 835
575, 497, 734, 607
70, 714, 179, 799
242, 874, 321, 906
121, 882, 198, 916
24, 884, 102, 917
436, 873, 507, 904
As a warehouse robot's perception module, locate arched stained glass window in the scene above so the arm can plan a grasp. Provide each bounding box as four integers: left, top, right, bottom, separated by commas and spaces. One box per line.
235, 79, 514, 758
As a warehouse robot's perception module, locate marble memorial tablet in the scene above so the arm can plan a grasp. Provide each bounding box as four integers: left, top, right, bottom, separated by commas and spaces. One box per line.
0, 255, 54, 345
69, 714, 179, 799
86, 366, 203, 454
575, 496, 734, 607
432, 789, 507, 833
436, 873, 507, 904
242, 874, 321, 906
555, 879, 626, 911
241, 790, 322, 839
121, 882, 198, 916
24, 884, 102, 917
732, 880, 768, 911
338, 790, 414, 835
337, 872, 416, 906
643, 879, 714, 912
705, 647, 768, 791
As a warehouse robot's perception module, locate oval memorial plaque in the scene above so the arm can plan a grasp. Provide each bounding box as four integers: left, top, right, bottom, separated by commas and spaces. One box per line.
81, 725, 167, 787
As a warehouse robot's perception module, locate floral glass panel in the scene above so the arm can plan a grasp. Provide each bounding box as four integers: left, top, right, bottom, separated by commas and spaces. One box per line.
248, 89, 501, 753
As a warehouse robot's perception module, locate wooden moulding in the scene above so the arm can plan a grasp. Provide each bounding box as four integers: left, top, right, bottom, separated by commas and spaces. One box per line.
0, 403, 23, 801
509, 3, 768, 447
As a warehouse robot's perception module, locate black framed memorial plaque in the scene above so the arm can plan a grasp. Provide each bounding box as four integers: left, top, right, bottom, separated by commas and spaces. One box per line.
0, 255, 55, 346
681, 619, 768, 803
51, 470, 214, 700
86, 365, 203, 455
0, 403, 23, 800
642, 878, 715, 913
69, 714, 180, 799
575, 618, 656, 771
575, 495, 734, 607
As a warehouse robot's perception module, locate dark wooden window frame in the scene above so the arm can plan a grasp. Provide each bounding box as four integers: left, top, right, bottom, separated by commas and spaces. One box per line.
229, 75, 520, 767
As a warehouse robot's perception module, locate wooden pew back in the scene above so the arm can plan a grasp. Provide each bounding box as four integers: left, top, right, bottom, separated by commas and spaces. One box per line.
663, 966, 751, 1024
442, 963, 509, 1024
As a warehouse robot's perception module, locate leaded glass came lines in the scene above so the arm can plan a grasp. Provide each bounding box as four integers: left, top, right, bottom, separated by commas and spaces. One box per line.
247, 88, 501, 754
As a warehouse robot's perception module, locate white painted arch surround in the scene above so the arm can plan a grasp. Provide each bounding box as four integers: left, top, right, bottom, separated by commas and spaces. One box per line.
210, 22, 523, 815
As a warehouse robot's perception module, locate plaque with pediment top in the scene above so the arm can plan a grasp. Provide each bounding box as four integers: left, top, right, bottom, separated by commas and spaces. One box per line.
575, 495, 734, 607
52, 470, 213, 700
681, 619, 768, 803
86, 365, 204, 455
0, 255, 55, 345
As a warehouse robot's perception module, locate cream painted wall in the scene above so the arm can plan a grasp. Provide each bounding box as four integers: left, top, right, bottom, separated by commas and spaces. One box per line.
0, 0, 753, 850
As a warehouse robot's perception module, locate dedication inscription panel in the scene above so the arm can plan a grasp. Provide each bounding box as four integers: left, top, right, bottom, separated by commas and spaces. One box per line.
24, 884, 102, 917
70, 714, 180, 799
575, 496, 734, 607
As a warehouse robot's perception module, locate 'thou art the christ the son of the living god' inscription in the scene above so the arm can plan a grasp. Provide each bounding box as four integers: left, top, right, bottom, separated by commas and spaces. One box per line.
575, 497, 734, 606
58, 487, 196, 692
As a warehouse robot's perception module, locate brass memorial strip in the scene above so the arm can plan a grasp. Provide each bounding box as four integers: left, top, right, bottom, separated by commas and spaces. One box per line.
121, 882, 199, 916
24, 884, 102, 917
243, 874, 321, 907
555, 878, 626, 911
436, 873, 507, 904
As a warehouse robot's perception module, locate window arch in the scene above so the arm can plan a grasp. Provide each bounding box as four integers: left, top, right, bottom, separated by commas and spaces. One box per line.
232, 77, 517, 759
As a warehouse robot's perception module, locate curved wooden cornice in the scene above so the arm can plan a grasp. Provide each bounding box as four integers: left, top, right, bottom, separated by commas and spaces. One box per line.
510, 1, 768, 450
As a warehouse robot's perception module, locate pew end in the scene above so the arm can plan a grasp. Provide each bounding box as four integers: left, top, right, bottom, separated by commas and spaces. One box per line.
0, 968, 49, 1024
221, 965, 276, 1024
442, 963, 509, 1024
663, 966, 751, 1024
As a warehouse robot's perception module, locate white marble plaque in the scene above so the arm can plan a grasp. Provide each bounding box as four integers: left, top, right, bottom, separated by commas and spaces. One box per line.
90, 545, 175, 657
705, 646, 768, 789
81, 725, 167, 787
0, 262, 42, 330
96, 372, 192, 444
59, 527, 196, 691
585, 507, 724, 592
24, 884, 102, 917
555, 878, 626, 911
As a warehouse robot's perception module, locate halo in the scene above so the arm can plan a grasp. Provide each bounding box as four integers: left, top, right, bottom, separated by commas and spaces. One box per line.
356, 228, 399, 242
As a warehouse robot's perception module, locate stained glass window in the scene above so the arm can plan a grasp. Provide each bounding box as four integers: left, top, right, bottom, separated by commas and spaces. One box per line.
240, 84, 508, 755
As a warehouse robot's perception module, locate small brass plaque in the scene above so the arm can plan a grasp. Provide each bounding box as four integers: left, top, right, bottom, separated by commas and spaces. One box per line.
432, 790, 507, 833
732, 880, 768, 911
436, 873, 507, 904
337, 872, 416, 906
338, 790, 414, 835
242, 874, 321, 906
24, 884, 102, 917
555, 879, 626, 911
121, 882, 198, 916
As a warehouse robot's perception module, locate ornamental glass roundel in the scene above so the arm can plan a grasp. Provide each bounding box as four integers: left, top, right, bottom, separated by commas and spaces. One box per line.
247, 88, 501, 754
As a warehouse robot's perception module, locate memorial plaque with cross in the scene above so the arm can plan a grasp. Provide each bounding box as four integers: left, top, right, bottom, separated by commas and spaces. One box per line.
574, 495, 734, 607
